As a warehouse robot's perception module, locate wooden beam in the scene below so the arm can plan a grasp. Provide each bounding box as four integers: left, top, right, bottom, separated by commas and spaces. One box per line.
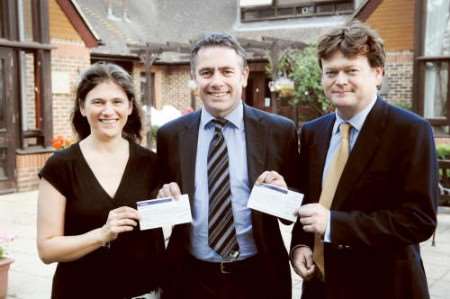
413, 0, 427, 116
4, 0, 18, 40
238, 38, 272, 49
0, 39, 55, 50
262, 36, 307, 49
37, 49, 53, 147
351, 0, 383, 22
128, 41, 191, 54
416, 56, 450, 62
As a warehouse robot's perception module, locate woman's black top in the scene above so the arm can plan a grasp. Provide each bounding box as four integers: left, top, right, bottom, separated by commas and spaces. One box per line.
39, 142, 165, 299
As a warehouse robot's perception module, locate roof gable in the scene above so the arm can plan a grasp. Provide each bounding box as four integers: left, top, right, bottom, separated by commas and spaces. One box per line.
56, 0, 100, 47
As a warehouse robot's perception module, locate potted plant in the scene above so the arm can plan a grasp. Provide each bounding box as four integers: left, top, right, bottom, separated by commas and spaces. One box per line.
0, 232, 15, 299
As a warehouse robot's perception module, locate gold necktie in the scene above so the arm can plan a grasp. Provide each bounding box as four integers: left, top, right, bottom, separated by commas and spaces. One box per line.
313, 123, 351, 278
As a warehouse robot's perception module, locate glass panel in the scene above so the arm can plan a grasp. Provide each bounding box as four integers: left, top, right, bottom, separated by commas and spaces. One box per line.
336, 2, 354, 12
424, 0, 450, 56
243, 8, 275, 21
317, 4, 335, 13
424, 62, 449, 118
240, 0, 272, 7
24, 53, 37, 131
19, 0, 34, 41
297, 5, 315, 16
0, 147, 7, 180
140, 72, 155, 106
278, 0, 304, 5
278, 7, 295, 16
0, 59, 4, 129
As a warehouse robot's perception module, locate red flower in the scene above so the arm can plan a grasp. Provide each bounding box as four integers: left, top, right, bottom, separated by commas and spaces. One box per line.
52, 136, 72, 150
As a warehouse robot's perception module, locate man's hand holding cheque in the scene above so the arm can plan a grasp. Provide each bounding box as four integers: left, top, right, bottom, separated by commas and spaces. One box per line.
298, 203, 329, 235
249, 171, 304, 222
136, 182, 192, 231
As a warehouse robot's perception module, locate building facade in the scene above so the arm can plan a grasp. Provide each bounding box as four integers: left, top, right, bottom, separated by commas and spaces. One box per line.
1, 0, 442, 193
0, 0, 97, 192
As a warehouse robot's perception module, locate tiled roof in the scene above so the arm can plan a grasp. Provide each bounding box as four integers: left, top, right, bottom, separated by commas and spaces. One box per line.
74, 0, 352, 61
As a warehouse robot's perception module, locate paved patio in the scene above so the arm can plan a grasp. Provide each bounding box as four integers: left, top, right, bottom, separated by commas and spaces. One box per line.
1, 191, 449, 298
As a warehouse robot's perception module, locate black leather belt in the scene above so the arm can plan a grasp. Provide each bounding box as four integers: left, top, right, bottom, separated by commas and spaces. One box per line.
188, 255, 259, 275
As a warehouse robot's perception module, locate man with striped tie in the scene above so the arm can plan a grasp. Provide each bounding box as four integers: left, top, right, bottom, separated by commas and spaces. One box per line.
157, 32, 300, 299
290, 22, 437, 299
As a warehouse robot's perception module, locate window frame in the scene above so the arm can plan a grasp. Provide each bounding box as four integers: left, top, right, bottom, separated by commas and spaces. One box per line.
240, 0, 355, 23
0, 0, 53, 150
413, 0, 450, 129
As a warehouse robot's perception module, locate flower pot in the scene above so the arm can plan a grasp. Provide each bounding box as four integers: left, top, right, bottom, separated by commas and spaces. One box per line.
0, 257, 14, 299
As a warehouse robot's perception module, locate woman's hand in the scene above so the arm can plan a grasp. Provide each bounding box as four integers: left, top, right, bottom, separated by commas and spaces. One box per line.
100, 206, 140, 244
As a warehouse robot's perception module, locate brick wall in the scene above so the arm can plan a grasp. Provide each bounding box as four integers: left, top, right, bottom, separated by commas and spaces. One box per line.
51, 39, 91, 139
16, 152, 52, 192
362, 0, 416, 111
383, 50, 414, 108
14, 0, 91, 192
16, 39, 89, 191
158, 65, 193, 111
24, 53, 37, 130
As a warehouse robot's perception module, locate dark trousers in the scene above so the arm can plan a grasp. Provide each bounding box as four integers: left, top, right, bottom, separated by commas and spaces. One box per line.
301, 277, 327, 299
163, 255, 268, 299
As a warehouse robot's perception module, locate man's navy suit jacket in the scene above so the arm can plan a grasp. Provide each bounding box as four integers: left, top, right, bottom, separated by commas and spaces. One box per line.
292, 97, 438, 299
157, 104, 300, 299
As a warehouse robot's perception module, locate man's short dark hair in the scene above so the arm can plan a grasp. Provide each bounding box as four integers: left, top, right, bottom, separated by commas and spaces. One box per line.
317, 21, 385, 69
190, 32, 247, 75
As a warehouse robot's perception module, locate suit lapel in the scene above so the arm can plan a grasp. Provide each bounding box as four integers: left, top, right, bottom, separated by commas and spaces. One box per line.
332, 97, 389, 208
244, 105, 267, 188
178, 111, 201, 200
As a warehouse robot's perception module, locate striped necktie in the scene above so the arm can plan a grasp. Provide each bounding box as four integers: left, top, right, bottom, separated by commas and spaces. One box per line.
207, 118, 240, 259
313, 122, 351, 278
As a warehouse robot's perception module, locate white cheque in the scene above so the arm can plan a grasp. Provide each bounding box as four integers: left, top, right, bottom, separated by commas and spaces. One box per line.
247, 184, 304, 222
137, 194, 192, 230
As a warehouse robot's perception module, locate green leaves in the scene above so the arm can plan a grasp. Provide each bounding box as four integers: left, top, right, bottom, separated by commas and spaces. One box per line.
437, 144, 450, 160
277, 46, 331, 120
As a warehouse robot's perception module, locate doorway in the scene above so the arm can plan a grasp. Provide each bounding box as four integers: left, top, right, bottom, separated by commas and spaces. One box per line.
0, 47, 17, 193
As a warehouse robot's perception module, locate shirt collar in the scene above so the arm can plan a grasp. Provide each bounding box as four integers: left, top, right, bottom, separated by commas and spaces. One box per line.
200, 101, 244, 130
333, 94, 377, 135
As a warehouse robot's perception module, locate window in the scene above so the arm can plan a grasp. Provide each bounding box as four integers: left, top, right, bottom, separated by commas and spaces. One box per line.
414, 0, 450, 131
0, 0, 53, 149
240, 0, 354, 22
18, 0, 34, 42
240, 0, 272, 7
140, 71, 155, 107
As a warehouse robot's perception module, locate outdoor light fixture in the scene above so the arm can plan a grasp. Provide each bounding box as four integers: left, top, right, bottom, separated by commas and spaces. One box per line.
268, 75, 294, 98
187, 79, 197, 91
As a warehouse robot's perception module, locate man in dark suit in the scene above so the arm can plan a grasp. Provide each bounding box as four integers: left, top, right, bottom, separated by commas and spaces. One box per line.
290, 22, 438, 299
157, 32, 299, 299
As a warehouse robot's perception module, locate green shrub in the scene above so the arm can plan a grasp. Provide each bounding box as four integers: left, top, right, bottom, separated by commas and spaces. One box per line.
151, 125, 159, 141
436, 144, 450, 159
275, 46, 332, 121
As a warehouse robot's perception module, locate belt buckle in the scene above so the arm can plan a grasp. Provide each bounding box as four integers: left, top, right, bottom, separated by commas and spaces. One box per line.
220, 250, 239, 274
220, 261, 231, 274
